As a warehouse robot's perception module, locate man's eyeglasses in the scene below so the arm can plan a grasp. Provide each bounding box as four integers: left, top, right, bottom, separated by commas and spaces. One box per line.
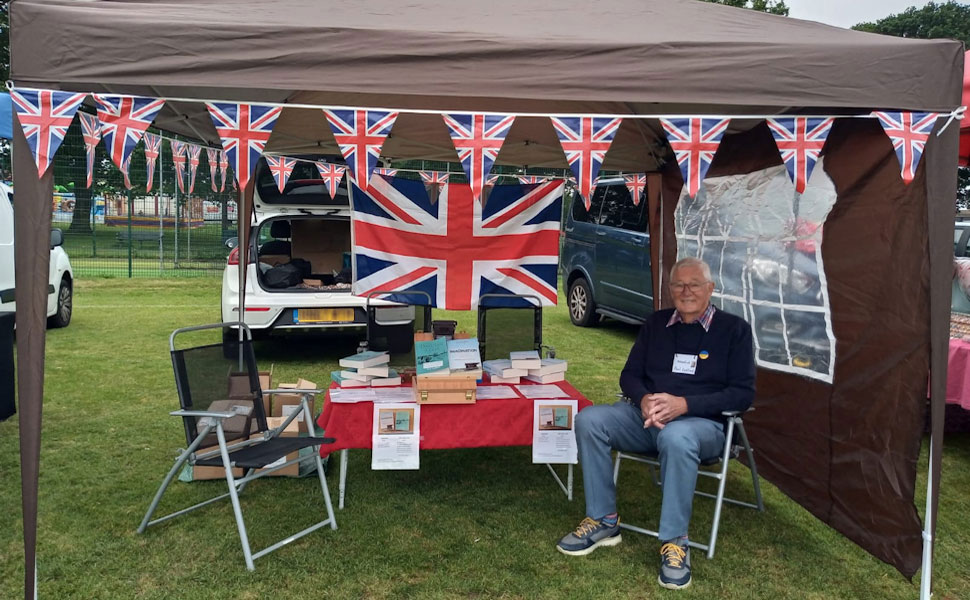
669, 281, 710, 293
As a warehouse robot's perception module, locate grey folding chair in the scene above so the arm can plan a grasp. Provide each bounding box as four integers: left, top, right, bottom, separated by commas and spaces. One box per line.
477, 292, 555, 360
612, 408, 764, 559
137, 322, 337, 570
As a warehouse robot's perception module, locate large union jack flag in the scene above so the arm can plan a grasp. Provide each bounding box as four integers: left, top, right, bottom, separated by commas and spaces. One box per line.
624, 173, 647, 206
766, 117, 834, 194
79, 112, 102, 188
443, 113, 516, 204
351, 177, 564, 310
219, 151, 229, 192
873, 111, 940, 184
93, 94, 165, 172
10, 88, 87, 177
206, 148, 220, 192
186, 144, 202, 194
323, 109, 398, 191
143, 132, 161, 193
551, 116, 622, 209
266, 156, 296, 193
315, 161, 347, 199
207, 102, 282, 190
170, 140, 187, 194
660, 118, 730, 199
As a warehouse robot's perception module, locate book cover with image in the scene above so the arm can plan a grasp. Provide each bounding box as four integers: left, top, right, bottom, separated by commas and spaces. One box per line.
415, 338, 449, 375
447, 337, 482, 375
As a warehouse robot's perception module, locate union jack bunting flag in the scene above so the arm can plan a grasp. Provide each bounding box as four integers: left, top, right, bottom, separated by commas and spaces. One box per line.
219, 151, 229, 192
120, 152, 133, 190
10, 88, 87, 177
314, 162, 347, 199
766, 117, 834, 194
207, 102, 282, 190
79, 112, 101, 188
443, 113, 515, 204
93, 93, 165, 172
143, 133, 161, 193
206, 148, 220, 192
170, 139, 187, 194
873, 111, 940, 184
323, 109, 398, 191
660, 118, 731, 199
486, 173, 502, 186
623, 173, 647, 206
266, 156, 296, 193
518, 175, 548, 185
186, 144, 201, 194
351, 176, 564, 310
374, 167, 398, 178
420, 170, 450, 189
551, 116, 622, 209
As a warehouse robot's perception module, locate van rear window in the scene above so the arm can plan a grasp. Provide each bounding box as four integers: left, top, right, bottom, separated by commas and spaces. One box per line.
255, 157, 350, 206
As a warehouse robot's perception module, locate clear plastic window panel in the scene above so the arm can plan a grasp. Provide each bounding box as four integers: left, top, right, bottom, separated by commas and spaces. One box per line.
673, 161, 837, 382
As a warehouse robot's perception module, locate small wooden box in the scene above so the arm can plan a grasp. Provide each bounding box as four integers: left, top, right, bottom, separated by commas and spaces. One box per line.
414, 373, 478, 404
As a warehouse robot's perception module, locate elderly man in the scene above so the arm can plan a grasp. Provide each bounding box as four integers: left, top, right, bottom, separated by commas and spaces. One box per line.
556, 257, 755, 590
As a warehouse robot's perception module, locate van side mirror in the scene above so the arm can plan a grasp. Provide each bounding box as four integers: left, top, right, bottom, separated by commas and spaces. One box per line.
50, 228, 64, 248
225, 236, 238, 250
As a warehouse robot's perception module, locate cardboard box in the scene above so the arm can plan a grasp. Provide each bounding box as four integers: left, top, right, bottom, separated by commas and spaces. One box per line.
291, 220, 349, 274
271, 378, 317, 432
190, 444, 244, 480
227, 366, 273, 417
257, 417, 300, 477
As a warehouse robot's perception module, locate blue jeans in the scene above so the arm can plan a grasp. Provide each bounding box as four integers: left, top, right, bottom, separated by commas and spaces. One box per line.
575, 400, 725, 541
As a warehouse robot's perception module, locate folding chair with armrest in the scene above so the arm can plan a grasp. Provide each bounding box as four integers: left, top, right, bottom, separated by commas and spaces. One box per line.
612, 406, 764, 559
477, 292, 555, 360
137, 322, 337, 570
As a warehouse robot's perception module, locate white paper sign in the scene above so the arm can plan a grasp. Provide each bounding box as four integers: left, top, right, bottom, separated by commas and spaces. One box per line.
371, 402, 421, 470
517, 384, 570, 399
475, 385, 520, 400
532, 399, 578, 464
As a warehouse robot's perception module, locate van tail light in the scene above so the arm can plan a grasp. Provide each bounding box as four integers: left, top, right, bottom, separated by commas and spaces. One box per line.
226, 247, 255, 266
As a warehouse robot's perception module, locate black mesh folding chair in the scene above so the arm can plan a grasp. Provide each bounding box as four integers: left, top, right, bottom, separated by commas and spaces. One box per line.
137, 322, 337, 570
362, 290, 433, 368
477, 293, 554, 360
611, 407, 765, 559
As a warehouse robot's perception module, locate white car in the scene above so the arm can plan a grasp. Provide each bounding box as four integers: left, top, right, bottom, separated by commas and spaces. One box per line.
221, 158, 413, 345
0, 182, 74, 327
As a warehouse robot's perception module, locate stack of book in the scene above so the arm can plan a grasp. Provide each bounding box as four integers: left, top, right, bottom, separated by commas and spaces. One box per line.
415, 337, 483, 378
333, 350, 402, 388
482, 359, 527, 384
524, 357, 568, 384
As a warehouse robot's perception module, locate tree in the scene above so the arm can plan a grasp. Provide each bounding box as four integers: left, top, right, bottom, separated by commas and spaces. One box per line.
853, 2, 970, 209
701, 0, 789, 16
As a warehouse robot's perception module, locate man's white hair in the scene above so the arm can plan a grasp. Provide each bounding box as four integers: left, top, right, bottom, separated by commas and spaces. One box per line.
670, 257, 713, 282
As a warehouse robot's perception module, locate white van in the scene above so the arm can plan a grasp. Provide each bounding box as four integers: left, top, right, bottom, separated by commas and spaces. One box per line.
220, 158, 412, 343
0, 182, 74, 327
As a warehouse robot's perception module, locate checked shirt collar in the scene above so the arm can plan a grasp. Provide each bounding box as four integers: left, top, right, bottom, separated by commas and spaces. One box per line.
666, 303, 716, 332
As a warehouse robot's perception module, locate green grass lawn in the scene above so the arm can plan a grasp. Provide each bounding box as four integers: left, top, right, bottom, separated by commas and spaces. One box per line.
1, 278, 968, 599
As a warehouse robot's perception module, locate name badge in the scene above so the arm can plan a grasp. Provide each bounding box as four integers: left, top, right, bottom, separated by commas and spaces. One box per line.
672, 353, 698, 375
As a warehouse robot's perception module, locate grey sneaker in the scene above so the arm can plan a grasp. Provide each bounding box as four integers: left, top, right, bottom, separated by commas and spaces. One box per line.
556, 517, 622, 556
658, 540, 692, 589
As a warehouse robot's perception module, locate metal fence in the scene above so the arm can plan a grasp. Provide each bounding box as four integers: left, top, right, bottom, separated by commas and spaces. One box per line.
0, 117, 237, 278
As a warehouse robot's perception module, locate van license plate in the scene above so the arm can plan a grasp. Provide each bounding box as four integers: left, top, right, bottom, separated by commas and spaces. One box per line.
296, 308, 354, 323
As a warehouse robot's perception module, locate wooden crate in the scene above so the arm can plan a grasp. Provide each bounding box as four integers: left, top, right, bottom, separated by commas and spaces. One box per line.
414, 372, 478, 404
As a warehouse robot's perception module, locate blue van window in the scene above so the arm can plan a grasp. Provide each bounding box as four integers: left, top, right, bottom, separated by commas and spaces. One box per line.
571, 185, 605, 223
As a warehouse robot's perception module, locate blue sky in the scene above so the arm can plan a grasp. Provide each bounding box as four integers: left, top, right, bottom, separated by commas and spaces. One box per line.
785, 0, 933, 28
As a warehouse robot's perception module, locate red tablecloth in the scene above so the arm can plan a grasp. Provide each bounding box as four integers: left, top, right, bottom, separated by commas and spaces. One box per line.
947, 338, 970, 410
316, 381, 592, 455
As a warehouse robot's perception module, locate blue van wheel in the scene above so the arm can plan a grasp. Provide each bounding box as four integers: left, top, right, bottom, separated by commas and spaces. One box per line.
568, 278, 600, 327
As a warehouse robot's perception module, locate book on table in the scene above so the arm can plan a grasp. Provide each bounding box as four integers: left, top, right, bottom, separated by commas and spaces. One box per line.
486, 373, 520, 385
331, 371, 371, 388
415, 337, 450, 375
483, 359, 527, 378
447, 337, 483, 377
527, 358, 568, 377
339, 350, 390, 369
340, 369, 376, 382
523, 371, 566, 384
371, 370, 402, 387
509, 350, 541, 370
358, 364, 391, 377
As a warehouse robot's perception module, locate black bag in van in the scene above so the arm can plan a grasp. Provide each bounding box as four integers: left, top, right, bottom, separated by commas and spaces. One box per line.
264, 263, 303, 288
288, 257, 312, 278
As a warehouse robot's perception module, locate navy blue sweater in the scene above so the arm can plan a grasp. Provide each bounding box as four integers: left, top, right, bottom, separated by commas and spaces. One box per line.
619, 307, 755, 421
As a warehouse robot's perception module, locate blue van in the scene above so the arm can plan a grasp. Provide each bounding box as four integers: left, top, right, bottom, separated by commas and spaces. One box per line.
560, 178, 654, 326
